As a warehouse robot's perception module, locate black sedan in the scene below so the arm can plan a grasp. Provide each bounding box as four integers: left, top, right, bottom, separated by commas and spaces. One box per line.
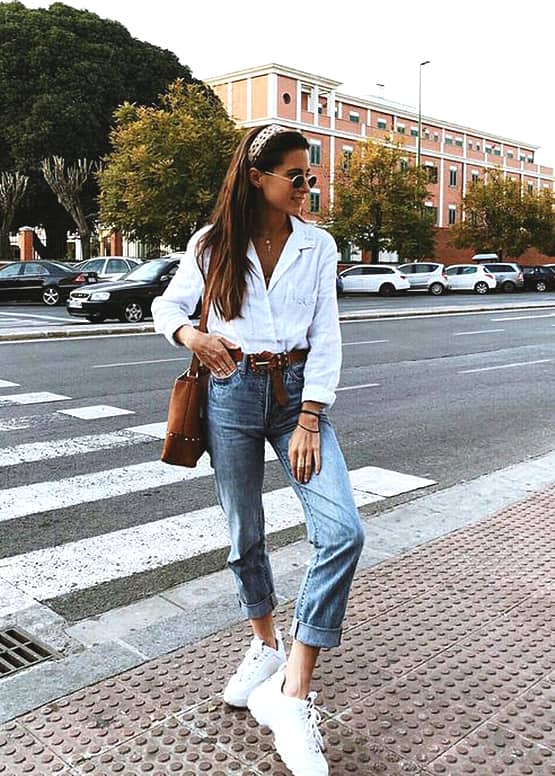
66, 257, 186, 323
522, 266, 555, 292
0, 260, 97, 305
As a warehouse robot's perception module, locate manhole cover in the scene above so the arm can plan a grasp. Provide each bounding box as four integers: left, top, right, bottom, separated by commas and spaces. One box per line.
0, 627, 56, 678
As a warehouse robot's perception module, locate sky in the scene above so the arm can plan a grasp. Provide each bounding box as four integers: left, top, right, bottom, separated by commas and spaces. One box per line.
19, 0, 555, 169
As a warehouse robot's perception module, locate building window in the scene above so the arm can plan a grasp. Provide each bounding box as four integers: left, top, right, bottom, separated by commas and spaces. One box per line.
519, 154, 526, 161
342, 147, 353, 171
455, 137, 463, 147
471, 171, 480, 183
485, 145, 492, 154
445, 135, 453, 145
425, 205, 438, 225
493, 148, 501, 156
400, 158, 409, 171
475, 142, 481, 151
527, 155, 534, 163
449, 167, 457, 187
377, 118, 387, 130
448, 206, 457, 225
349, 111, 360, 123
425, 165, 438, 183
507, 150, 514, 159
309, 191, 320, 213
309, 141, 321, 165
282, 92, 291, 105
468, 141, 473, 150
433, 132, 439, 142
396, 123, 405, 134
410, 127, 418, 137
424, 129, 430, 139
527, 182, 534, 193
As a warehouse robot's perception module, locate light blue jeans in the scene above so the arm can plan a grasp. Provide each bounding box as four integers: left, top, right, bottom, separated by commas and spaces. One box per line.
206, 356, 364, 648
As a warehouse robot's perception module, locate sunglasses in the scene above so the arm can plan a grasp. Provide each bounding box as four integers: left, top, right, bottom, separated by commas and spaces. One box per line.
263, 171, 317, 189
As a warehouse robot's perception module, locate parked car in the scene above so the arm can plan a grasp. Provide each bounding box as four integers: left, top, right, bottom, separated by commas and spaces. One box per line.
445, 264, 497, 294
0, 260, 97, 305
397, 262, 448, 295
522, 265, 555, 292
336, 265, 410, 296
66, 257, 182, 323
481, 263, 524, 293
73, 256, 141, 282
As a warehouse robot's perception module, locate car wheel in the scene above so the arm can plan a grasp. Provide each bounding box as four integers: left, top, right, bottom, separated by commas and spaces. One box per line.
429, 282, 445, 296
474, 281, 489, 294
42, 286, 61, 305
501, 281, 516, 293
86, 314, 105, 323
120, 300, 145, 323
535, 280, 547, 292
379, 283, 395, 297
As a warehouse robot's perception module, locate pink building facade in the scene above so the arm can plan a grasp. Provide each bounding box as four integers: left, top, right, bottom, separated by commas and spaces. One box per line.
207, 63, 554, 263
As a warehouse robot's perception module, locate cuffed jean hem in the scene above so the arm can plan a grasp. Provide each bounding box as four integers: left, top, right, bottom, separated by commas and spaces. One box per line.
289, 617, 342, 649
239, 591, 279, 620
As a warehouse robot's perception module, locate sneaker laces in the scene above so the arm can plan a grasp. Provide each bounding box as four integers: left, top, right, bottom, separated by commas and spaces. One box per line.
235, 637, 265, 681
302, 692, 325, 753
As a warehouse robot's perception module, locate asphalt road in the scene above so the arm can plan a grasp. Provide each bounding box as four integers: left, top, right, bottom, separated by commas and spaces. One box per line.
1, 304, 555, 619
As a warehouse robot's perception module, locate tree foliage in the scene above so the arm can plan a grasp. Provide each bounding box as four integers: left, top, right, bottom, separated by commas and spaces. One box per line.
451, 169, 554, 259
326, 138, 435, 262
0, 172, 28, 259
0, 1, 196, 256
98, 80, 241, 249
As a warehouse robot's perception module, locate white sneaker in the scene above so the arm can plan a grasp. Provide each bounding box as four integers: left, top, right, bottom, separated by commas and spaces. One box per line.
248, 668, 328, 776
223, 630, 286, 707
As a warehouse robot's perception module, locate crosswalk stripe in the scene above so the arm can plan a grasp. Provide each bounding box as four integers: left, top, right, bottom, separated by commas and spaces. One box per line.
0, 392, 71, 405
57, 405, 135, 420
0, 473, 384, 600
0, 444, 279, 522
0, 380, 20, 388
0, 430, 152, 467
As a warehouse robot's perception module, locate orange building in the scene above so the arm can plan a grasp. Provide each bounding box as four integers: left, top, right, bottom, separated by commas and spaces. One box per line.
207, 63, 554, 264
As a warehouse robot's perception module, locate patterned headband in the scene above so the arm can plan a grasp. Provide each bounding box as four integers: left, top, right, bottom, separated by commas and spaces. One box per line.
247, 124, 291, 164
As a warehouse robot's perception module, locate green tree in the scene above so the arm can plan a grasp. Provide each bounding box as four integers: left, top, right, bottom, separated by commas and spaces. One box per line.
0, 1, 197, 257
451, 169, 538, 259
326, 138, 435, 263
529, 188, 555, 257
98, 80, 241, 249
0, 171, 28, 259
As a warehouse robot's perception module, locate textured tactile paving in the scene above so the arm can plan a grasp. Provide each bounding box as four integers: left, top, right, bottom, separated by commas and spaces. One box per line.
0, 720, 70, 774
77, 717, 259, 774
491, 676, 555, 752
429, 722, 555, 775
3, 483, 553, 776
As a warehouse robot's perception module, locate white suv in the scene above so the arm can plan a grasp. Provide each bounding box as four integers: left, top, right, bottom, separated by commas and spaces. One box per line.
337, 265, 410, 296
397, 262, 448, 295
445, 264, 497, 294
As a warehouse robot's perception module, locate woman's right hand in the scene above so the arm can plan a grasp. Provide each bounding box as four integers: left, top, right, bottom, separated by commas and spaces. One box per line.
175, 326, 238, 376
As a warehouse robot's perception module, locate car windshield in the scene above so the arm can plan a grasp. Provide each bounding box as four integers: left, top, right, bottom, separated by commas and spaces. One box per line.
123, 260, 169, 282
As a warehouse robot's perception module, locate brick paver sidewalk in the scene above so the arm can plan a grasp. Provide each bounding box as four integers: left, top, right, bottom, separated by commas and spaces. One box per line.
1, 486, 554, 775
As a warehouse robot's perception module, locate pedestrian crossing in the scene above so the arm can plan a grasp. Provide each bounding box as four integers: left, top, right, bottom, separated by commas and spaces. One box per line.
0, 383, 436, 620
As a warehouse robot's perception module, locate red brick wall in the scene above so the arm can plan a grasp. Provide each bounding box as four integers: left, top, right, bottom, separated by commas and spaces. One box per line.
428, 228, 555, 266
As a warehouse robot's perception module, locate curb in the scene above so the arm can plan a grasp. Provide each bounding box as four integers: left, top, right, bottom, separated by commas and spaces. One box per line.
1, 300, 554, 341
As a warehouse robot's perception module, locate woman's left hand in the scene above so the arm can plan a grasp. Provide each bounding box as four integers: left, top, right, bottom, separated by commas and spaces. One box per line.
289, 421, 321, 484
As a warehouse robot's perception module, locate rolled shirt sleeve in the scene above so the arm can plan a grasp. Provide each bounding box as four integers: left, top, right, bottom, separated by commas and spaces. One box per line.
151, 231, 207, 347
301, 232, 341, 407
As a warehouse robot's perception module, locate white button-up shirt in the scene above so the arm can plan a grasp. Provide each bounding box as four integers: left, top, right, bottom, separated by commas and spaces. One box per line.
151, 216, 342, 406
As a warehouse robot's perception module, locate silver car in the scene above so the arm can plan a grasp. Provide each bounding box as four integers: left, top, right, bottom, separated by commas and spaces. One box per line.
397, 262, 448, 295
73, 257, 142, 282
481, 263, 524, 293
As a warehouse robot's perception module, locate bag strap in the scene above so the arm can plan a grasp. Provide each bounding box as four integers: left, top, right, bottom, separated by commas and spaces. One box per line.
188, 255, 214, 377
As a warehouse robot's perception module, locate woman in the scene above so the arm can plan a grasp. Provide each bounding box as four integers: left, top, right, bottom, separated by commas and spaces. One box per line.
152, 124, 364, 776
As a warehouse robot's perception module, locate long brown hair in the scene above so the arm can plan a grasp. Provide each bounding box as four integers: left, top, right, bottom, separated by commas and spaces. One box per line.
197, 125, 309, 321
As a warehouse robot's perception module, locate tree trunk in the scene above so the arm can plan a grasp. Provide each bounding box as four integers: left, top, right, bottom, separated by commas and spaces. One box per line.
79, 228, 91, 260
0, 227, 12, 260
371, 233, 380, 264
42, 222, 68, 259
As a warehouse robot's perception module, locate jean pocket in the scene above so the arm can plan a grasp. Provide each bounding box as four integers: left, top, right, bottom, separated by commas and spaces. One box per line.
288, 361, 306, 383
210, 367, 240, 386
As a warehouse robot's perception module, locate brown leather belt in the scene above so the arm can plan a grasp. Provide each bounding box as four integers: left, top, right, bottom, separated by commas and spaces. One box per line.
228, 348, 308, 406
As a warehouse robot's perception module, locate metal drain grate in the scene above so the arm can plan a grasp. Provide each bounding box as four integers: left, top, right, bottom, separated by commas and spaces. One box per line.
0, 627, 56, 678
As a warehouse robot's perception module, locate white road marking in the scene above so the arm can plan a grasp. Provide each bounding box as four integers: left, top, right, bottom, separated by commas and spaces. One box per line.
342, 340, 389, 346
0, 470, 389, 600
0, 311, 69, 322
490, 313, 555, 321
459, 359, 552, 374
0, 413, 63, 432
453, 329, 505, 336
349, 466, 435, 496
92, 357, 185, 369
125, 422, 168, 438
0, 380, 19, 388
0, 430, 152, 467
57, 405, 135, 420
337, 383, 380, 392
0, 392, 71, 405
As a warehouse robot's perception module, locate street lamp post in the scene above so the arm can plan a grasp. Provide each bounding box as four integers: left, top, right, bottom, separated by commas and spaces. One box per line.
417, 60, 430, 169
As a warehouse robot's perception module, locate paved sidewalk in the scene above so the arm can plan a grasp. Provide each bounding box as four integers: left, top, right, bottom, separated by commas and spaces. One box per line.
1, 485, 554, 775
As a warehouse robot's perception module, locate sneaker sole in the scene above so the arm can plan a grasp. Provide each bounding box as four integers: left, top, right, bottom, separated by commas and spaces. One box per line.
223, 689, 249, 708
